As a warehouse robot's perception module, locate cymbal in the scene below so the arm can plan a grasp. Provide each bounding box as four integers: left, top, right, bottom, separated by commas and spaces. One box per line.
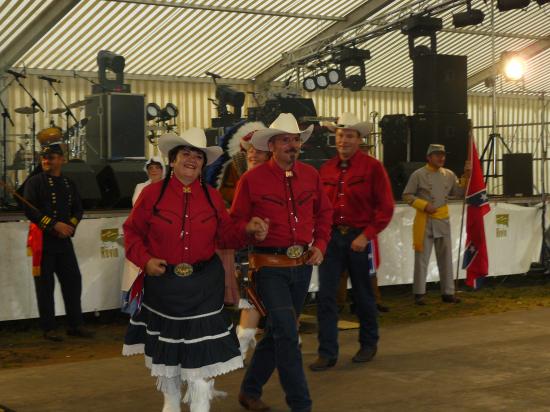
68, 99, 89, 109
15, 106, 39, 114
50, 108, 65, 114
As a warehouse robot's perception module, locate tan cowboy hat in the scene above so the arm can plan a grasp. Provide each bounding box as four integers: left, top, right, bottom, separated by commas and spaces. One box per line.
326, 112, 372, 138
250, 113, 314, 152
158, 128, 223, 166
426, 144, 446, 156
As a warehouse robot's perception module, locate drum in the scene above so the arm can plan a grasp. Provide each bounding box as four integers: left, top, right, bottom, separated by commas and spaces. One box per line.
37, 127, 63, 145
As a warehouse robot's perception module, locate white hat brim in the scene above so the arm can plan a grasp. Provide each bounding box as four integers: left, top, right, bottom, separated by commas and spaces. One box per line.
326, 121, 372, 138
250, 125, 314, 152
159, 134, 222, 166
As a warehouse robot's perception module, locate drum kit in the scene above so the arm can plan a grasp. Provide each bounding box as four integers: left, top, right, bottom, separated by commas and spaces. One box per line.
5, 99, 91, 187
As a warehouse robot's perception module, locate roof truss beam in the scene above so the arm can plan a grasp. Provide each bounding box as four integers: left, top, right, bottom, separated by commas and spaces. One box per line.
253, 0, 396, 85
110, 0, 345, 21
0, 0, 80, 75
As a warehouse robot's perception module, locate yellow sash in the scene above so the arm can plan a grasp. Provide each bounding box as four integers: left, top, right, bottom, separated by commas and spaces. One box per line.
412, 199, 449, 252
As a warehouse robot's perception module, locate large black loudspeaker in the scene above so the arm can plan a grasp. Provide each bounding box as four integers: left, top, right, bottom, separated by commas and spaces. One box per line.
388, 161, 426, 200
379, 114, 410, 170
503, 153, 533, 197
85, 93, 145, 163
409, 113, 469, 175
62, 160, 102, 209
413, 54, 467, 114
95, 161, 147, 208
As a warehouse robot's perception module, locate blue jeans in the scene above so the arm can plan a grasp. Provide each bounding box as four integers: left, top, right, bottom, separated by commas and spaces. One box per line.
317, 228, 379, 360
241, 265, 312, 412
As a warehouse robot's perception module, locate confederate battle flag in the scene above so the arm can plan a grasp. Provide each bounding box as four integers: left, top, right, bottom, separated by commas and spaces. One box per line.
462, 140, 491, 289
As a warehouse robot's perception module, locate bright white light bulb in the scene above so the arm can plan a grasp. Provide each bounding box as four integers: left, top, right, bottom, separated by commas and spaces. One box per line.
503, 57, 526, 81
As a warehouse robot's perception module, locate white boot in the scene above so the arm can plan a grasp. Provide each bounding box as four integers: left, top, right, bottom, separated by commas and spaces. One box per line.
159, 376, 182, 412
162, 392, 181, 412
237, 326, 257, 359
184, 379, 213, 412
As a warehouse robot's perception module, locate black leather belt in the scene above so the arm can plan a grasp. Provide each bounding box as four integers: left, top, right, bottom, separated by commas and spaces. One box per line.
166, 258, 211, 277
250, 246, 308, 255
332, 225, 362, 235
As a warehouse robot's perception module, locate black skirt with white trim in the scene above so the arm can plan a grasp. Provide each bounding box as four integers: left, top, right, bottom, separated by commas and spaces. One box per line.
123, 254, 243, 381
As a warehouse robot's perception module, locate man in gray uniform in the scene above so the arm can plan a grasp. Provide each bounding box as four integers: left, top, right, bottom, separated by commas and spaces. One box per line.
403, 144, 470, 305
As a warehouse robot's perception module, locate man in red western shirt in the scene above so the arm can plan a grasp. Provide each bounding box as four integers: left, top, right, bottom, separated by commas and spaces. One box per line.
231, 113, 332, 412
311, 113, 394, 372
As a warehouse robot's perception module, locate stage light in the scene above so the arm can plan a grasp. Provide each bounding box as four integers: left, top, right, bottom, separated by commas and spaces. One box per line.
497, 0, 530, 11
453, 1, 485, 27
327, 68, 341, 84
332, 47, 371, 92
215, 85, 245, 118
303, 76, 317, 92
95, 50, 129, 93
158, 103, 179, 122
146, 103, 161, 121
401, 15, 442, 59
97, 50, 125, 74
502, 54, 526, 81
315, 73, 329, 89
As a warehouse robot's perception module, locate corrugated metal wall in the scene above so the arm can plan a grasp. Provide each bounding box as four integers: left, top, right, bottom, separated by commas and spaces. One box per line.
2, 75, 547, 194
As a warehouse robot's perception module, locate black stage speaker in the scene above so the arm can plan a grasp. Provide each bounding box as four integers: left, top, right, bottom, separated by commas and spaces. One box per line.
62, 160, 102, 209
95, 160, 147, 208
388, 161, 426, 200
379, 114, 410, 171
413, 54, 467, 114
409, 113, 469, 175
85, 93, 145, 163
259, 97, 317, 125
503, 153, 533, 197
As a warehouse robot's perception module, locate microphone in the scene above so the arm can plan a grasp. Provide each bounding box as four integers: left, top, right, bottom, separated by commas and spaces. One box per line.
6, 69, 26, 79
38, 75, 62, 83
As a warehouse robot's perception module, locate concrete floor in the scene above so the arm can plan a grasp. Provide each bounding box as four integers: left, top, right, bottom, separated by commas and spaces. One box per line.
1, 308, 550, 412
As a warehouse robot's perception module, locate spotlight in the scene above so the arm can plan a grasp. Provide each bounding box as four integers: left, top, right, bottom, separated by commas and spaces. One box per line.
401, 16, 442, 59
315, 73, 329, 89
327, 68, 341, 84
502, 53, 526, 81
303, 76, 317, 92
497, 0, 530, 11
333, 47, 371, 92
158, 103, 179, 122
95, 50, 129, 93
146, 103, 161, 121
215, 85, 245, 118
453, 1, 485, 27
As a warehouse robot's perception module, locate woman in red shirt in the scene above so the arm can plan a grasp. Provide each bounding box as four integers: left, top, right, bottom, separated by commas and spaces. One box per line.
122, 128, 267, 412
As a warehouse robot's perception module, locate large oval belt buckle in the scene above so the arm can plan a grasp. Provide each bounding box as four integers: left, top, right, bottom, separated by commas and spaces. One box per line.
286, 245, 304, 259
174, 263, 193, 277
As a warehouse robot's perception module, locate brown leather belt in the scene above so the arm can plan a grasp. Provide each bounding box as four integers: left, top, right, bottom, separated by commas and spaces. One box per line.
248, 252, 310, 272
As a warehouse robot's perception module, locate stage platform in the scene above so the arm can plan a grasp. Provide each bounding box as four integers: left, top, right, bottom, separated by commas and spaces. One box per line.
1, 307, 549, 411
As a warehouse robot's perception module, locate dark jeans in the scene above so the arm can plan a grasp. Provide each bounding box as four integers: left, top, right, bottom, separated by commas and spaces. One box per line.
317, 228, 379, 360
34, 245, 83, 332
241, 264, 312, 412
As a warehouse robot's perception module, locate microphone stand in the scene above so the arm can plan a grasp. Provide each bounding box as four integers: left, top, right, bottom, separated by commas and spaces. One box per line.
42, 78, 78, 151
0, 96, 14, 208
73, 71, 108, 92
11, 74, 44, 171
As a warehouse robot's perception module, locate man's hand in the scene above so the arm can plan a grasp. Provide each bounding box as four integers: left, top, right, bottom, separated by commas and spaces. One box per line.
246, 217, 269, 242
424, 203, 437, 214
145, 258, 167, 276
350, 233, 369, 252
306, 246, 323, 265
53, 222, 75, 238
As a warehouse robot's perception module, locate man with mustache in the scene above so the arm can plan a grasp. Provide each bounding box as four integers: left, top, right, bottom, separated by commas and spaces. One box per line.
231, 113, 332, 412
311, 113, 394, 372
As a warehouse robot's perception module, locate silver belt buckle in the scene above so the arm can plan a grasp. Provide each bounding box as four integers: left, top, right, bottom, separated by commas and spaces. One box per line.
174, 263, 193, 277
286, 245, 304, 259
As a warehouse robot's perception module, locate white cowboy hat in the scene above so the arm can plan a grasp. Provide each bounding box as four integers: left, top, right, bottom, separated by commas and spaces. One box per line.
326, 112, 372, 138
143, 156, 166, 176
158, 128, 223, 166
250, 113, 314, 152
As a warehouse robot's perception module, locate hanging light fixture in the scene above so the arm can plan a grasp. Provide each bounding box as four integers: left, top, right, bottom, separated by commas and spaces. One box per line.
502, 53, 526, 81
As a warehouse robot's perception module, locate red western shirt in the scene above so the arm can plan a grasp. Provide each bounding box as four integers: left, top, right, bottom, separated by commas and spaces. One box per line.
124, 177, 246, 268
319, 150, 395, 240
230, 158, 333, 254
